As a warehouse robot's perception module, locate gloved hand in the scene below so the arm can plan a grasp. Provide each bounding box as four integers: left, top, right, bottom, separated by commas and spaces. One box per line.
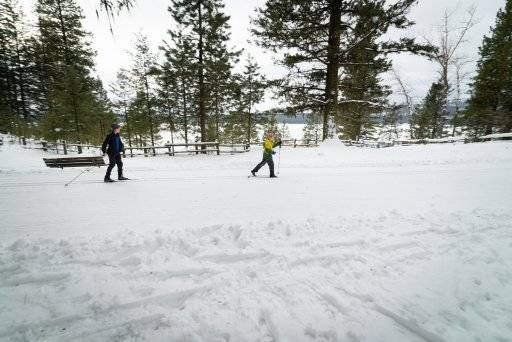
272, 151, 276, 155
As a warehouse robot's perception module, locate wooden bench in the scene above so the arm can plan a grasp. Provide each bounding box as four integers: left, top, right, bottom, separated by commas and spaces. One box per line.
43, 156, 106, 169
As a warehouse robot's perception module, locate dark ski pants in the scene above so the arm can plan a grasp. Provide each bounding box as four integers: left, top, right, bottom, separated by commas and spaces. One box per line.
252, 156, 275, 176
105, 153, 123, 179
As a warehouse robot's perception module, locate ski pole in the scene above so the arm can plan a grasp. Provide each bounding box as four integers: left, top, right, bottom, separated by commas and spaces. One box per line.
65, 167, 91, 187
277, 145, 282, 175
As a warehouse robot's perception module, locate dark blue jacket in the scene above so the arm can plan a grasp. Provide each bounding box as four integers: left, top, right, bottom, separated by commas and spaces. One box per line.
102, 132, 125, 155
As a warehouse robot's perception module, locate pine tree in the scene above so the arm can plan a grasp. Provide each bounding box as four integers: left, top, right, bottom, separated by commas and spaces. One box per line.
381, 106, 400, 141
253, 0, 434, 140
129, 33, 159, 149
338, 0, 394, 140
410, 81, 444, 139
0, 0, 18, 134
0, 0, 36, 136
203, 4, 240, 142
303, 112, 321, 143
35, 0, 104, 146
236, 55, 266, 144
161, 29, 196, 143
155, 65, 178, 145
110, 68, 134, 147
261, 110, 279, 138
169, 0, 239, 145
465, 0, 512, 135
90, 78, 115, 141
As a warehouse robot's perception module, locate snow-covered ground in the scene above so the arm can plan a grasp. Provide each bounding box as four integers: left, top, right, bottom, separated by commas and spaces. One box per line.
0, 137, 511, 341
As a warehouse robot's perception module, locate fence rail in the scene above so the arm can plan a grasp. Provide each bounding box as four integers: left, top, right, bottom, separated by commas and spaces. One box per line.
20, 140, 251, 157
7, 131, 512, 155
250, 139, 319, 148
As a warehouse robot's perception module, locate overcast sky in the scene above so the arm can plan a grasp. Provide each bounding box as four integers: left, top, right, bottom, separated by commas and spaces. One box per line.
20, 0, 507, 110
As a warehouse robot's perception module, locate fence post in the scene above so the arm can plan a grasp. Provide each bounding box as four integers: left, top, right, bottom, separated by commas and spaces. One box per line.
216, 142, 220, 155
195, 144, 198, 155
41, 141, 48, 152
21, 136, 26, 146
77, 141, 82, 154
294, 139, 297, 148
62, 140, 67, 155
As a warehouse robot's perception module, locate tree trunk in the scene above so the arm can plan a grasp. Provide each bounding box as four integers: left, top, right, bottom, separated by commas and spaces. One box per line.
215, 90, 220, 141
165, 91, 175, 145
181, 74, 188, 143
247, 73, 253, 144
197, 0, 206, 148
124, 104, 132, 148
13, 31, 28, 128
57, 0, 81, 150
322, 0, 342, 140
144, 76, 155, 152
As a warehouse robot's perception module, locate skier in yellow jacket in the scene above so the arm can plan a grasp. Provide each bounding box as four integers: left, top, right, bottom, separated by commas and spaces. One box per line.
251, 131, 282, 178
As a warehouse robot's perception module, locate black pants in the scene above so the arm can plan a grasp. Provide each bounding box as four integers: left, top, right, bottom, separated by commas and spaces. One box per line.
105, 153, 123, 179
252, 156, 275, 176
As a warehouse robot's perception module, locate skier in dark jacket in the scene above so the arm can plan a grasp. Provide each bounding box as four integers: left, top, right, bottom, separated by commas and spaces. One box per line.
102, 124, 128, 182
251, 131, 282, 178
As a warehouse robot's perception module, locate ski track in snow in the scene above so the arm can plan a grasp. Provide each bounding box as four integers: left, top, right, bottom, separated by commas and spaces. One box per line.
0, 139, 512, 341
0, 213, 511, 341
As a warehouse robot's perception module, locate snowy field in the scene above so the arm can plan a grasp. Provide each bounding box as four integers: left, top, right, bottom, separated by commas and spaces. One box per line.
0, 138, 511, 341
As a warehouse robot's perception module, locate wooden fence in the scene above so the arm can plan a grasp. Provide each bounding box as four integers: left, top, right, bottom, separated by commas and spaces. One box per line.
21, 140, 251, 157
250, 139, 319, 148
395, 132, 512, 146
11, 131, 512, 155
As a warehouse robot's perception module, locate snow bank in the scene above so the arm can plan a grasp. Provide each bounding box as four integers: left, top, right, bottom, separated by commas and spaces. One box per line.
1, 212, 511, 341
479, 132, 512, 139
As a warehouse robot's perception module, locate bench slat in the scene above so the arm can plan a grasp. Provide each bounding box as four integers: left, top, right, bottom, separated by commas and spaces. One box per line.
43, 157, 104, 162
43, 156, 106, 168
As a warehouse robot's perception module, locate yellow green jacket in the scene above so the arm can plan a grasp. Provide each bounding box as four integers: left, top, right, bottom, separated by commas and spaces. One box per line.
262, 138, 280, 160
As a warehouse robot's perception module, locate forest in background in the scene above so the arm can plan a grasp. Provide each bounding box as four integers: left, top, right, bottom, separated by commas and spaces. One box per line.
1, 0, 511, 147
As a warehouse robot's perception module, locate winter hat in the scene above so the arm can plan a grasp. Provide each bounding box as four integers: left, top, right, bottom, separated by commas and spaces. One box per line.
111, 123, 120, 130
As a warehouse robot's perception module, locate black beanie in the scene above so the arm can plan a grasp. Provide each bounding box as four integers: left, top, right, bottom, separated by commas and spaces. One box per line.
111, 123, 120, 130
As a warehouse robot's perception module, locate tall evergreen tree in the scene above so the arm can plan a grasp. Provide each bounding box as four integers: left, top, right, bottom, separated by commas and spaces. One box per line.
236, 55, 266, 144
35, 0, 107, 145
0, 0, 35, 136
129, 33, 159, 148
161, 29, 196, 143
168, 0, 239, 144
203, 6, 240, 142
155, 64, 178, 145
253, 0, 434, 140
338, 0, 395, 140
110, 68, 134, 147
465, 0, 512, 135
